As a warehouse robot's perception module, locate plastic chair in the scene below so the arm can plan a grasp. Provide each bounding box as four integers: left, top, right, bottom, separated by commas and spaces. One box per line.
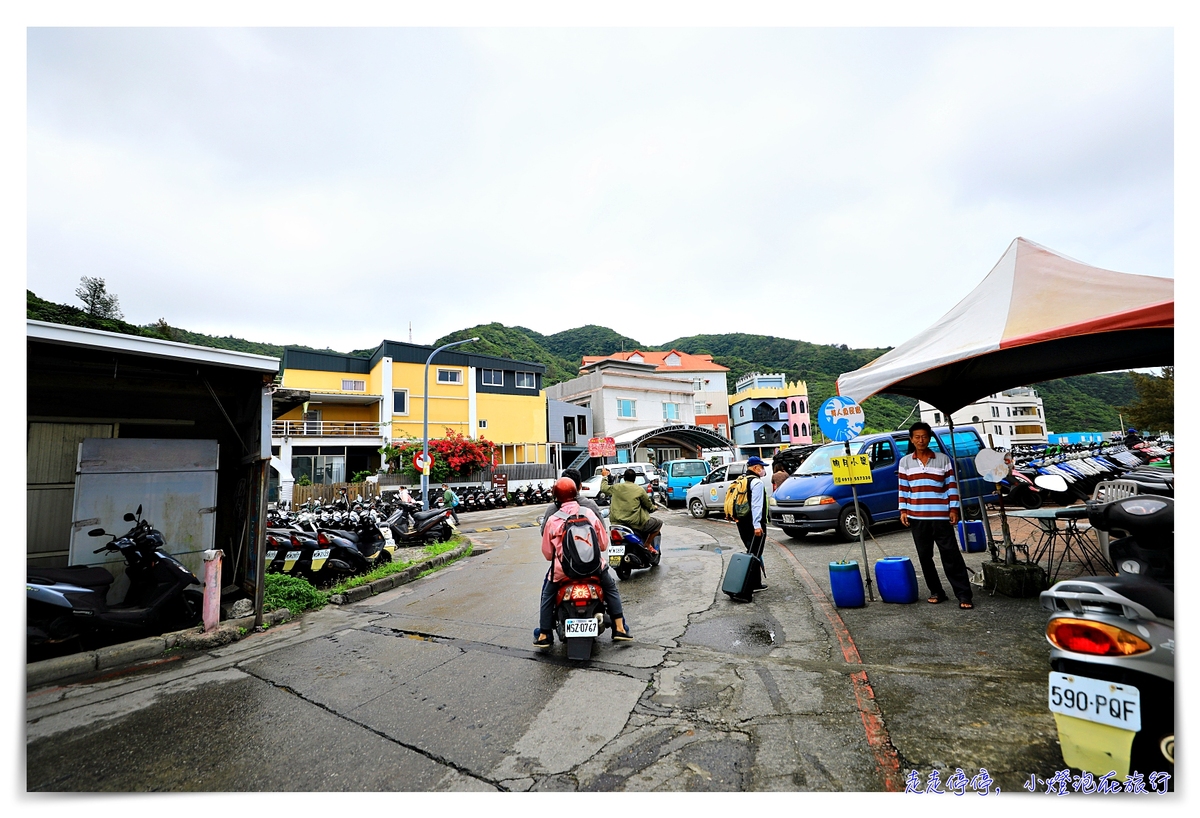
1090, 480, 1139, 564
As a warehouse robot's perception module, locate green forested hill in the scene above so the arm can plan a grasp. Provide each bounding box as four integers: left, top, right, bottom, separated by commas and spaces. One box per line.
28, 288, 1136, 434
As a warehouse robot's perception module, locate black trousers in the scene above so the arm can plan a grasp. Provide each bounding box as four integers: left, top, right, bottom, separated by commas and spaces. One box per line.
910, 519, 972, 602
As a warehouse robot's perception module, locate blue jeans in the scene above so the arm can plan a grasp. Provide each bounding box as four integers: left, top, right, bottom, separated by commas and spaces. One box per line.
539, 566, 625, 633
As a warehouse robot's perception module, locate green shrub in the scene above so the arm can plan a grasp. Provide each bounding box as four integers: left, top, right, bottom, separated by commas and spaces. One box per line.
263, 573, 328, 614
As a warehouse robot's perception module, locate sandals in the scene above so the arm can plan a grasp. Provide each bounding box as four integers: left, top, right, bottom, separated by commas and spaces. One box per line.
612, 625, 634, 642
959, 601, 975, 610
927, 595, 947, 604
533, 628, 553, 649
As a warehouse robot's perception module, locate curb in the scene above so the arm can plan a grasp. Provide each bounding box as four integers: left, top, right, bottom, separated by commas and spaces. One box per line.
26, 607, 294, 690
328, 538, 474, 605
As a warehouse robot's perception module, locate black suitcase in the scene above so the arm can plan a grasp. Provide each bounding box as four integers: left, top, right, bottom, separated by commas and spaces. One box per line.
722, 551, 761, 602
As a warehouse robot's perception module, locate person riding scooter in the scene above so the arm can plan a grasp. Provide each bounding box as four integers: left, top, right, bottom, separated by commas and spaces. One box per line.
602, 468, 662, 553
540, 468, 605, 536
534, 477, 632, 648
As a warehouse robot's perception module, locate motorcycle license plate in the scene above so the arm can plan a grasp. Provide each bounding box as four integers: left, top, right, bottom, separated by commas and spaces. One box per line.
565, 618, 599, 638
381, 527, 394, 543
1048, 672, 1141, 731
782, 514, 795, 524
608, 544, 625, 566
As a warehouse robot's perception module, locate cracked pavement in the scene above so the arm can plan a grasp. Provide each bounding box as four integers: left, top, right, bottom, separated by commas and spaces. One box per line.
26, 505, 1064, 792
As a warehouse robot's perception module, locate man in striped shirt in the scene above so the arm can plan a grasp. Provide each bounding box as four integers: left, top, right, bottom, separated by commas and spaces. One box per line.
899, 422, 974, 609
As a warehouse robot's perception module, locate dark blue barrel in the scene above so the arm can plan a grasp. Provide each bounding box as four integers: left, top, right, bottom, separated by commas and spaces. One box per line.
829, 560, 865, 608
874, 556, 918, 603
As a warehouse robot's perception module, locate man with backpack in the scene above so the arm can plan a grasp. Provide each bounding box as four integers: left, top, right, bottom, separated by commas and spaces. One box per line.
725, 456, 771, 591
441, 483, 460, 525
534, 476, 632, 648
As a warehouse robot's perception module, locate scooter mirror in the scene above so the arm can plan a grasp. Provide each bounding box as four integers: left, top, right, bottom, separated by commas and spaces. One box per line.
1034, 474, 1069, 493
88, 528, 106, 537
123, 512, 137, 522
136, 504, 143, 516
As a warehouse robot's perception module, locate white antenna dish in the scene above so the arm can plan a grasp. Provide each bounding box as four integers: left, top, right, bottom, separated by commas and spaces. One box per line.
974, 448, 1011, 483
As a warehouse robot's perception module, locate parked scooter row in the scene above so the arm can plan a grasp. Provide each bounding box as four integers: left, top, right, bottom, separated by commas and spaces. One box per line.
1000, 441, 1174, 508
27, 505, 203, 659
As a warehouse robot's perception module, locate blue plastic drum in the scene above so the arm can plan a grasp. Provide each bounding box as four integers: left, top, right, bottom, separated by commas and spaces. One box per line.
829, 560, 866, 608
874, 556, 919, 604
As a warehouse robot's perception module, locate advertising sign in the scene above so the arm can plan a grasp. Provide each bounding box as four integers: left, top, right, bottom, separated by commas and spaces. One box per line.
830, 454, 873, 485
817, 396, 865, 442
588, 437, 617, 457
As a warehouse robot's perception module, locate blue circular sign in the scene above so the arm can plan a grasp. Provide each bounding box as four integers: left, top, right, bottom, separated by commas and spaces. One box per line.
817, 396, 865, 441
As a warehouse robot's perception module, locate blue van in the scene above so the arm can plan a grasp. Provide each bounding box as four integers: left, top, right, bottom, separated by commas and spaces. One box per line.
770, 426, 997, 541
658, 459, 712, 507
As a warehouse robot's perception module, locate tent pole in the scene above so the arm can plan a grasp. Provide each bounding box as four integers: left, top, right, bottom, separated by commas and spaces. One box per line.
845, 439, 875, 602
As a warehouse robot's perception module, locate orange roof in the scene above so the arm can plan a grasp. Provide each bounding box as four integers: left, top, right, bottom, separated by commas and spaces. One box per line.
580, 349, 729, 372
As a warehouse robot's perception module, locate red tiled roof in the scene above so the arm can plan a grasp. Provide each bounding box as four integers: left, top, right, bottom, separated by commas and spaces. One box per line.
580, 349, 729, 372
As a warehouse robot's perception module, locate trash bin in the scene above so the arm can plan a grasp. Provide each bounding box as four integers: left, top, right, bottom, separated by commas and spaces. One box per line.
829, 560, 866, 608
874, 556, 918, 603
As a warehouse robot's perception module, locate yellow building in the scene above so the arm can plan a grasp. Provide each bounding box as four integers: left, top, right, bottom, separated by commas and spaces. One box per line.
272, 340, 549, 495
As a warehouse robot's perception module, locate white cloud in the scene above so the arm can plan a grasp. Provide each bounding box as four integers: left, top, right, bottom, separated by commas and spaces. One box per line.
27, 27, 1173, 353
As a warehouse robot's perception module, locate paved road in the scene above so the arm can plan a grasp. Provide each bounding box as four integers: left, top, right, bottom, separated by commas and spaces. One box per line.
26, 505, 1063, 792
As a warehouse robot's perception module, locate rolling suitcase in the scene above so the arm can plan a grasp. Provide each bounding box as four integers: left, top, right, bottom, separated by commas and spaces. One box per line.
722, 551, 762, 602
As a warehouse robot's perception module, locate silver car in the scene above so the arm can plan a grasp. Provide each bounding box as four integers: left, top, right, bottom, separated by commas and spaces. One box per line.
685, 460, 749, 518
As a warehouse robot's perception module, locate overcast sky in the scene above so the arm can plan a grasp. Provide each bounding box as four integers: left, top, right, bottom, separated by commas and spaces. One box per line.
26, 26, 1173, 353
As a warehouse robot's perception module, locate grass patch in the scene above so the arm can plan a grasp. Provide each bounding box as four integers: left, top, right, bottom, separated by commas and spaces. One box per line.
417, 543, 473, 579
263, 573, 328, 614
327, 536, 466, 594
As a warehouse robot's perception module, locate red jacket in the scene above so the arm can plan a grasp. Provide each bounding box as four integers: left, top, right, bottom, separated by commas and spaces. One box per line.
541, 500, 608, 583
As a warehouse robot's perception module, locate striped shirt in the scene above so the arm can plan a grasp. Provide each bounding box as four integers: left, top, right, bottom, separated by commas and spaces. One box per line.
898, 451, 960, 520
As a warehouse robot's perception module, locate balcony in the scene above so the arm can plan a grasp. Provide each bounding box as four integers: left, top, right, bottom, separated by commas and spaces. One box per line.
272, 421, 383, 438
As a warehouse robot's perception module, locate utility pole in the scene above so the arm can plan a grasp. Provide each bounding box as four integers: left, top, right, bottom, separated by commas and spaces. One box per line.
422, 337, 479, 509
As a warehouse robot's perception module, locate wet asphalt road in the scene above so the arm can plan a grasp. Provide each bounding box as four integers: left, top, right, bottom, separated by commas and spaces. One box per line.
26, 504, 1065, 792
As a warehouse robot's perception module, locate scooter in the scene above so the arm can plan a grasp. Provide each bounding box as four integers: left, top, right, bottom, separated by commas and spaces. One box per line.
1040, 494, 1173, 786
554, 575, 613, 661
383, 503, 456, 545
607, 525, 661, 580
27, 505, 203, 658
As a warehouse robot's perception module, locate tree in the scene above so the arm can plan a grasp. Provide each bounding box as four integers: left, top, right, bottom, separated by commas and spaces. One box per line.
152, 318, 176, 341
379, 430, 498, 482
74, 276, 123, 319
1122, 367, 1173, 433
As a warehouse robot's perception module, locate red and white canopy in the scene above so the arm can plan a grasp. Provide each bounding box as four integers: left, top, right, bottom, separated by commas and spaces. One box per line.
836, 238, 1173, 413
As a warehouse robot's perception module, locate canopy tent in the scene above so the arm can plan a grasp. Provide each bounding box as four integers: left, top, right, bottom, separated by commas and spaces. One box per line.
835, 238, 1173, 414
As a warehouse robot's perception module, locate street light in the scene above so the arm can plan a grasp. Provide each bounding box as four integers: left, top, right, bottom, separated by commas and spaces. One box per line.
422, 337, 479, 509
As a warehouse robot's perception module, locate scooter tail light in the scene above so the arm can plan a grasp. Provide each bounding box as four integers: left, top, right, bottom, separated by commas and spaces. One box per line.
611, 530, 624, 541
317, 532, 330, 545
1046, 617, 1152, 656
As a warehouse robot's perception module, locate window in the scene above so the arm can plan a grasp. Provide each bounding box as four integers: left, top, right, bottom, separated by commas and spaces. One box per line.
665, 353, 681, 366
393, 389, 408, 414
564, 417, 576, 445
870, 440, 896, 468
1006, 407, 1011, 416
671, 461, 709, 477
791, 400, 797, 414
342, 379, 365, 392
934, 412, 942, 424
437, 368, 462, 384
577, 415, 587, 435
662, 403, 680, 421
695, 401, 707, 416
1009, 426, 1014, 435
738, 406, 744, 418
478, 419, 488, 429
801, 422, 808, 436
516, 371, 536, 389
1015, 424, 1042, 435
481, 369, 503, 386
290, 454, 345, 485
705, 466, 728, 484
798, 399, 806, 414
793, 423, 799, 438
692, 378, 704, 391
618, 399, 636, 418
779, 401, 788, 415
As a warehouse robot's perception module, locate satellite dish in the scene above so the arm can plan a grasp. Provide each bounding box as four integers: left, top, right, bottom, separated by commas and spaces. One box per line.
974, 448, 1011, 483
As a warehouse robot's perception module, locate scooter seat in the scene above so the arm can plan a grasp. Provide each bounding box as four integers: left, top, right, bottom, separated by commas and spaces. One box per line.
412, 508, 448, 523
1082, 574, 1174, 620
326, 529, 360, 543
28, 565, 115, 590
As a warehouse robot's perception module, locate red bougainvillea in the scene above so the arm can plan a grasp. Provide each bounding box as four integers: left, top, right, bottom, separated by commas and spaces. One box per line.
380, 429, 498, 481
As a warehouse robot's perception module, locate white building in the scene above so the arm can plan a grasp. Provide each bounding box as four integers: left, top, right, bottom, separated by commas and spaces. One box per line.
919, 386, 1048, 448
544, 358, 734, 472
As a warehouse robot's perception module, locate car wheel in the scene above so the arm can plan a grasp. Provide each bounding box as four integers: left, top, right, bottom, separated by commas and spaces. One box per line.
689, 498, 708, 519
837, 505, 869, 541
781, 526, 807, 539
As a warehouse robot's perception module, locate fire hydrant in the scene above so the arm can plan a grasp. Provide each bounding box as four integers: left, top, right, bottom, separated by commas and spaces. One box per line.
201, 549, 222, 632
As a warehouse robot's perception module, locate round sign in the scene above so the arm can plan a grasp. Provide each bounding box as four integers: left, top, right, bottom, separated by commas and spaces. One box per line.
974, 448, 1012, 483
817, 396, 865, 442
413, 452, 433, 473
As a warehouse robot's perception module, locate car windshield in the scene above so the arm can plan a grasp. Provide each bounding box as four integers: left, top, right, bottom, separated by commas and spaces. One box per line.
795, 442, 866, 475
